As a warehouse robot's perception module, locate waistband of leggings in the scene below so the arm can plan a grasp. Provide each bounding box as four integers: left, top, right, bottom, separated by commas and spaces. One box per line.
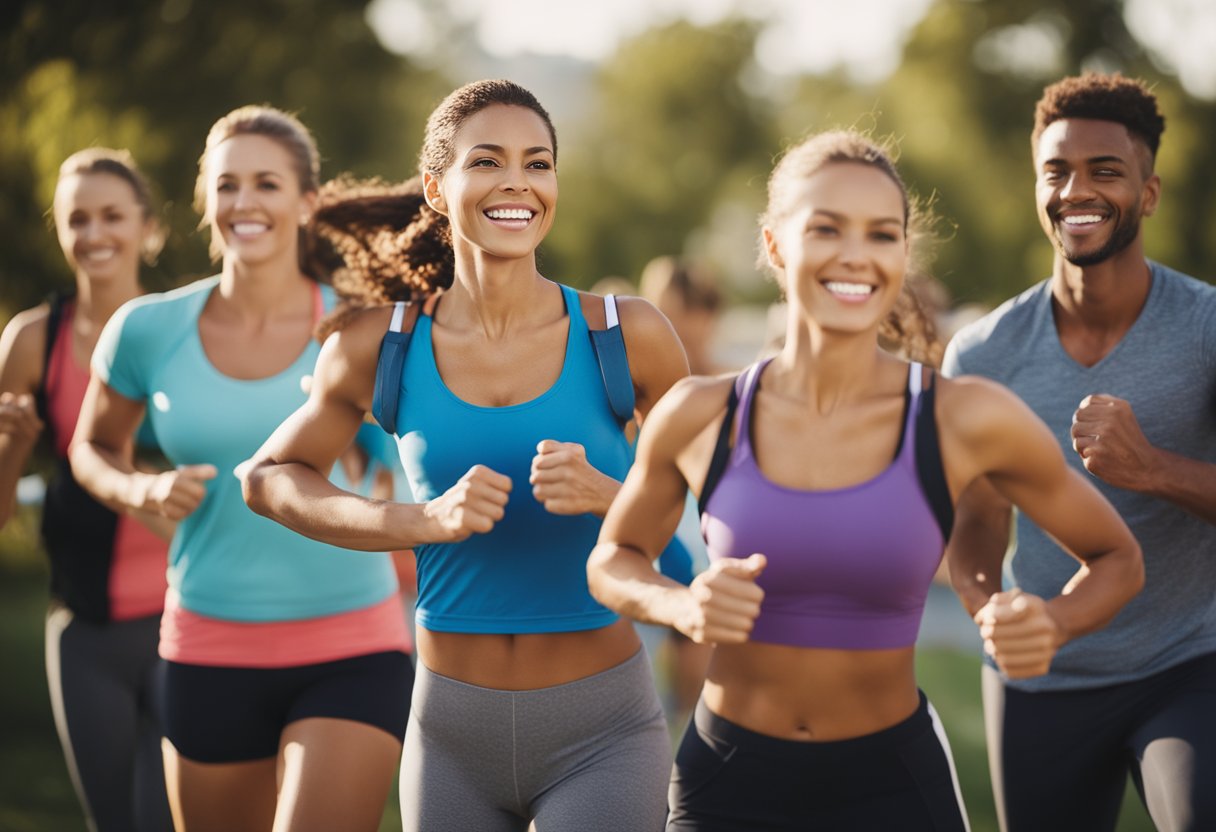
694, 690, 932, 761
416, 646, 650, 699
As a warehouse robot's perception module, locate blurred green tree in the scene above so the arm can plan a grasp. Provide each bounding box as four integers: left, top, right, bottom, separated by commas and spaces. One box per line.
0, 0, 447, 315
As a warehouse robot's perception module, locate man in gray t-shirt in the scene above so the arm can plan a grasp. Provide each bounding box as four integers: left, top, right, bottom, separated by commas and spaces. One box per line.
944, 74, 1216, 831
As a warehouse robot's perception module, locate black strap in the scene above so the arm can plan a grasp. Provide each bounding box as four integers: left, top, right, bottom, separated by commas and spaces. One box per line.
914, 370, 954, 544
588, 295, 635, 427
34, 292, 71, 446
697, 377, 740, 517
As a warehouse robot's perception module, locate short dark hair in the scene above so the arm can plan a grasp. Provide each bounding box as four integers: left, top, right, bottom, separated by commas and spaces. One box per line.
1032, 73, 1166, 159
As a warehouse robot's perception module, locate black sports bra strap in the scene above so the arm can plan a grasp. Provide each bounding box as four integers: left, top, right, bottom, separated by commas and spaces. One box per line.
697, 377, 741, 517
913, 370, 954, 543
34, 293, 70, 429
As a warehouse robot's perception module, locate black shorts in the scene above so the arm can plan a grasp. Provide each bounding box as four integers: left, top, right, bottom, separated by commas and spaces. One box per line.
160, 650, 414, 763
986, 650, 1216, 831
668, 691, 968, 831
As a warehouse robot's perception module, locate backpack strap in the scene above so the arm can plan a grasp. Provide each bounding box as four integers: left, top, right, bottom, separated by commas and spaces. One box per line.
588, 294, 635, 427
697, 375, 741, 517
34, 292, 71, 433
370, 301, 412, 435
913, 369, 954, 544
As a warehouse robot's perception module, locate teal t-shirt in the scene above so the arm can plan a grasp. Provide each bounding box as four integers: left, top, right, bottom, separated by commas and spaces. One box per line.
93, 277, 398, 622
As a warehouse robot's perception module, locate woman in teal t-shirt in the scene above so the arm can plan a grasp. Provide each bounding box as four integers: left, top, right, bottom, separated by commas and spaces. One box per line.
242, 80, 689, 831
71, 106, 412, 832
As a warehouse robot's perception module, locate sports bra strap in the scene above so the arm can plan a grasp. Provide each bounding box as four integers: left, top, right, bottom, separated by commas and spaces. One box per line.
371, 301, 412, 435
697, 374, 742, 517
588, 294, 635, 427
34, 292, 71, 443
913, 369, 953, 543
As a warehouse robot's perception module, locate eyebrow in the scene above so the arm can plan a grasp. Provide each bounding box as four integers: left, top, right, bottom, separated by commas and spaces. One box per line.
1041, 155, 1127, 167
812, 209, 903, 226
466, 143, 553, 156
216, 170, 286, 179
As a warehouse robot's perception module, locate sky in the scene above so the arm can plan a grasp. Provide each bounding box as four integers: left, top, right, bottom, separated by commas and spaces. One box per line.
367, 0, 1216, 97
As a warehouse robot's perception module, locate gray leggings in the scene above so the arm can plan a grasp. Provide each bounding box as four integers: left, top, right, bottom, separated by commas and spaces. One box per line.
399, 648, 672, 832
45, 605, 171, 832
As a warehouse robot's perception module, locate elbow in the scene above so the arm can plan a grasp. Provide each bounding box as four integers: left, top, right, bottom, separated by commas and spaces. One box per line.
238, 457, 273, 518
586, 542, 615, 608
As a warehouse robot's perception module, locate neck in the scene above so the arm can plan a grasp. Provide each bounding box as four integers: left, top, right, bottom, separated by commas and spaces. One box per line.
1050, 238, 1151, 332
219, 254, 311, 319
445, 244, 548, 339
774, 317, 884, 413
73, 270, 142, 326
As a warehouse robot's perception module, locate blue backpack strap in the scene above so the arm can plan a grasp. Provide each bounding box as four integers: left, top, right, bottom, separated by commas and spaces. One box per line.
370, 302, 411, 435
588, 294, 635, 427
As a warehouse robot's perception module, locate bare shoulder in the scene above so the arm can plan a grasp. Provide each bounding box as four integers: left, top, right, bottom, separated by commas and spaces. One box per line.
646, 373, 738, 447
0, 304, 51, 391
936, 373, 1047, 452
578, 290, 676, 342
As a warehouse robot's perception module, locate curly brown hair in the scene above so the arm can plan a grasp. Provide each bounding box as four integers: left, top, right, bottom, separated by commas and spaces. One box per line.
758, 130, 943, 366
1032, 73, 1166, 162
313, 80, 556, 338
194, 105, 324, 278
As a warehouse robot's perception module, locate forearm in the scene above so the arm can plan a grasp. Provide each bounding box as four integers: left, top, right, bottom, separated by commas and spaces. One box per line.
1046, 541, 1144, 643
946, 480, 1014, 617
587, 542, 690, 627
68, 440, 153, 514
591, 472, 622, 518
242, 460, 437, 551
0, 435, 37, 528
1144, 449, 1216, 525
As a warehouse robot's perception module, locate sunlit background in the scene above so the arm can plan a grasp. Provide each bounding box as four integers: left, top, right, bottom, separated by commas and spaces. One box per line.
3, 1, 1213, 829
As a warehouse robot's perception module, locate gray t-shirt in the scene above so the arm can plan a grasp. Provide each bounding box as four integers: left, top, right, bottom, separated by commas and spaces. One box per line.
943, 261, 1216, 691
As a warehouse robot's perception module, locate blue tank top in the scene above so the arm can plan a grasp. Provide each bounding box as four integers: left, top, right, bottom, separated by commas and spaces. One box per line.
93, 277, 399, 622
394, 284, 629, 634
702, 359, 946, 650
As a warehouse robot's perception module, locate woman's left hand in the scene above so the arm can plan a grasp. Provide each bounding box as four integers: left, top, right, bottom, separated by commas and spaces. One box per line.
530, 439, 620, 517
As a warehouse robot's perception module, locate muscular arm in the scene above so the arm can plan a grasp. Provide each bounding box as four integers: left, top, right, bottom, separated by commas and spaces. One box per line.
943, 378, 1144, 646
944, 476, 1012, 618
241, 307, 509, 551
589, 376, 765, 644
0, 309, 47, 528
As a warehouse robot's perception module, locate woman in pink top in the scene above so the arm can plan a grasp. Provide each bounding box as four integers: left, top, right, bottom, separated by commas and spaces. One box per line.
0, 148, 173, 831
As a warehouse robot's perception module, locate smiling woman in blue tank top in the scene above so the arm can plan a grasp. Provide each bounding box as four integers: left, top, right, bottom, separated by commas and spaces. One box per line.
588, 130, 1145, 831
241, 80, 688, 831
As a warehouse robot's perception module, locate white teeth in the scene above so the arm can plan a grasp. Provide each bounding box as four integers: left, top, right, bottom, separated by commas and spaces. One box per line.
233, 222, 269, 235
1062, 214, 1104, 225
485, 208, 534, 220
82, 249, 116, 262
824, 281, 874, 296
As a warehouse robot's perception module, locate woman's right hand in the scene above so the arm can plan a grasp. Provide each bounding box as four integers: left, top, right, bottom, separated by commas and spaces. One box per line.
0, 392, 43, 444
675, 554, 767, 644
424, 464, 512, 542
136, 464, 218, 520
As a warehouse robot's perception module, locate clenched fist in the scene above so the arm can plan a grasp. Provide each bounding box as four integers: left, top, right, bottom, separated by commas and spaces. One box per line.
530, 439, 617, 517
0, 392, 43, 444
974, 589, 1063, 679
424, 464, 512, 542
676, 554, 767, 645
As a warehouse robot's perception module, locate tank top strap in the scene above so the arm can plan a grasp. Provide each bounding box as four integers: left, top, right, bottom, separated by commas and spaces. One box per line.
559, 283, 586, 333
731, 357, 771, 464
894, 361, 923, 466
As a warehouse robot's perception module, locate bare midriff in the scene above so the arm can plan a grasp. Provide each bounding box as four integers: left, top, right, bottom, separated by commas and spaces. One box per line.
703, 642, 920, 741
417, 617, 641, 690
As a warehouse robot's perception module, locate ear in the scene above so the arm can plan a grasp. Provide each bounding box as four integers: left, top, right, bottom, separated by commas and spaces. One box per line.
1140, 172, 1161, 218
423, 171, 447, 216
299, 190, 318, 225
762, 226, 784, 270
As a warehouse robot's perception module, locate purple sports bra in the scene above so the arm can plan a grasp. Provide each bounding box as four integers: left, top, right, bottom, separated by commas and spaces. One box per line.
701, 359, 948, 650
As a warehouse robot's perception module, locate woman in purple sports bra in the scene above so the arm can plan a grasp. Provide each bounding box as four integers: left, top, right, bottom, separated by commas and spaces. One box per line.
588, 130, 1145, 831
